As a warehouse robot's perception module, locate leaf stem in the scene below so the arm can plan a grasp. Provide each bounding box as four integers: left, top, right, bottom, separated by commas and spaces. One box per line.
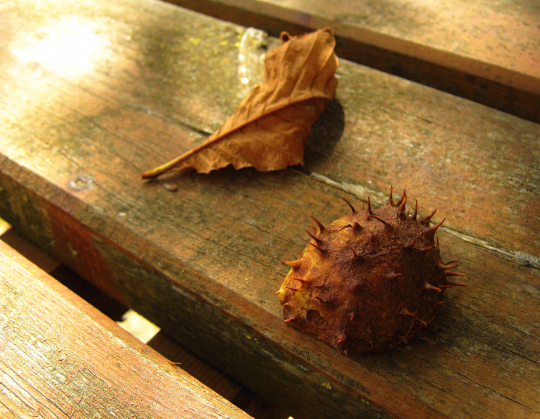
141, 153, 188, 179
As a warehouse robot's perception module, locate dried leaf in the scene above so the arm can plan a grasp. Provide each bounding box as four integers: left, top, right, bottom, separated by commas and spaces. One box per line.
142, 28, 338, 178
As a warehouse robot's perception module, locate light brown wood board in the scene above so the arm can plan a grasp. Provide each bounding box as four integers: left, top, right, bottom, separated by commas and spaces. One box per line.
0, 0, 539, 418
167, 0, 540, 123
0, 240, 251, 419
0, 220, 268, 417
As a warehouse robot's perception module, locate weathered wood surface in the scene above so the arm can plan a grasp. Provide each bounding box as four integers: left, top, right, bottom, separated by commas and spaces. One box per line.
0, 222, 280, 418
168, 0, 540, 123
0, 240, 251, 419
0, 223, 130, 322
0, 1, 539, 418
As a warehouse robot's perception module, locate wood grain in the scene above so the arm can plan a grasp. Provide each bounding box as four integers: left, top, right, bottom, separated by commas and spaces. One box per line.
0, 220, 261, 416
2, 0, 537, 257
167, 0, 540, 123
0, 0, 539, 418
0, 240, 251, 419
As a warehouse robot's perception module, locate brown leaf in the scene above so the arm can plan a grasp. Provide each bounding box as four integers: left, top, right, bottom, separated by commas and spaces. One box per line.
142, 28, 338, 178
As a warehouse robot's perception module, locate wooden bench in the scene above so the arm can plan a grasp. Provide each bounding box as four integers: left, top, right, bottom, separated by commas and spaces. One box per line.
0, 238, 250, 419
0, 224, 288, 418
1, 0, 539, 418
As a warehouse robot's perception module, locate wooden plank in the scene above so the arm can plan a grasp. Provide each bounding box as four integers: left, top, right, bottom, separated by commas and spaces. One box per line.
0, 224, 273, 416
0, 240, 251, 419
2, 154, 539, 419
167, 0, 540, 123
0, 220, 128, 320
2, 0, 537, 259
49, 264, 129, 321
0, 1, 539, 418
6, 0, 539, 260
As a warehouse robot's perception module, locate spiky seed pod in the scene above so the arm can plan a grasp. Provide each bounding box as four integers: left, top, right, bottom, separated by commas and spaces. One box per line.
276, 189, 466, 354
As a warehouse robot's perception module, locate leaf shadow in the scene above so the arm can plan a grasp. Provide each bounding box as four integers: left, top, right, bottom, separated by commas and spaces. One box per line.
303, 98, 345, 168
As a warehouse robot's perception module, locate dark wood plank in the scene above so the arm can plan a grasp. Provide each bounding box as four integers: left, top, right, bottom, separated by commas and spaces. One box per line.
0, 1, 539, 418
148, 333, 246, 405
0, 240, 251, 419
167, 0, 540, 123
50, 264, 129, 321
0, 228, 60, 273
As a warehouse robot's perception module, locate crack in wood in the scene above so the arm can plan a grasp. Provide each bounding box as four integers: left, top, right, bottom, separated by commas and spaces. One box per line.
308, 171, 540, 269
452, 369, 534, 411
